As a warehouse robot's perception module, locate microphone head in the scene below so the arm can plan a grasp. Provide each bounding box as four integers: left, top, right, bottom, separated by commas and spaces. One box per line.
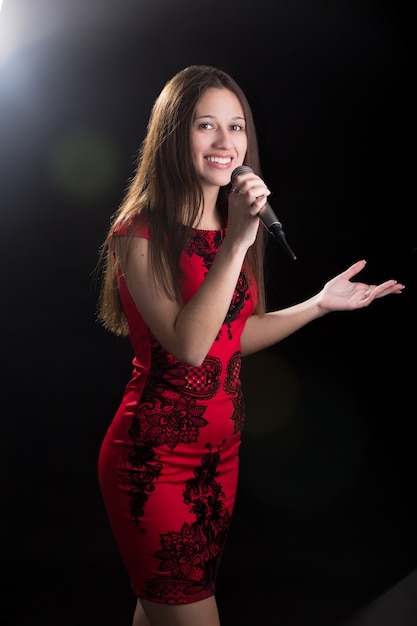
231, 165, 254, 182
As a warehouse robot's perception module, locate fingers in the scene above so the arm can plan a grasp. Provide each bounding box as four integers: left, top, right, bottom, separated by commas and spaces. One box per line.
338, 261, 405, 297
340, 259, 367, 280
230, 171, 270, 208
373, 280, 405, 298
356, 280, 404, 308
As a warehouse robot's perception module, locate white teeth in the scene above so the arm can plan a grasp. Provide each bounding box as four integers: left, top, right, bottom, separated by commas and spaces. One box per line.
206, 157, 231, 164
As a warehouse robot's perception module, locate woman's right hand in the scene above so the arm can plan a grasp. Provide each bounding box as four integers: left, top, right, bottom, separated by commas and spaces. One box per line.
226, 169, 271, 247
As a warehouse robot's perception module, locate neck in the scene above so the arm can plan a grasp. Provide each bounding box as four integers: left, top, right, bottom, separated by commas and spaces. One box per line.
194, 187, 224, 230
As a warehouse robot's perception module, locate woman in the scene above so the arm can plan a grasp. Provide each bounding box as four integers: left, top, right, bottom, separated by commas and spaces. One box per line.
96, 65, 404, 626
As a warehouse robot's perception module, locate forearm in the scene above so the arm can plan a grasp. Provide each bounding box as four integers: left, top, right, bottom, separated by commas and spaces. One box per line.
123, 233, 252, 367
173, 238, 248, 365
240, 294, 326, 357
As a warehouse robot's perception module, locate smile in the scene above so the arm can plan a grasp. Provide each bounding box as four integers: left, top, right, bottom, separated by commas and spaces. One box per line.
206, 157, 232, 164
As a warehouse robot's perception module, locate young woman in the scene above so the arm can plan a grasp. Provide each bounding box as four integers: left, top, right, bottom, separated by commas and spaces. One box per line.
96, 65, 404, 626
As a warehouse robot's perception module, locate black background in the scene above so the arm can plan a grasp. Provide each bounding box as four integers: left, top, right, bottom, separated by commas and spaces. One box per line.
1, 1, 415, 624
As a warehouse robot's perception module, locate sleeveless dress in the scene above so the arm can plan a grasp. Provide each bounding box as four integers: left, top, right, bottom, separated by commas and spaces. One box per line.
98, 225, 257, 605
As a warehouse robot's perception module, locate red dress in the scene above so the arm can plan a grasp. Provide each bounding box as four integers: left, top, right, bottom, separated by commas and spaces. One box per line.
98, 225, 256, 604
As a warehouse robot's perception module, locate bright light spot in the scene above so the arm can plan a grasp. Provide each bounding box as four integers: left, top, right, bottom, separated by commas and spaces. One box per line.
0, 1, 72, 66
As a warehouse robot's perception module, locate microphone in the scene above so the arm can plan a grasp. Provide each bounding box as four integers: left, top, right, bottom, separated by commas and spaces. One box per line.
231, 166, 297, 261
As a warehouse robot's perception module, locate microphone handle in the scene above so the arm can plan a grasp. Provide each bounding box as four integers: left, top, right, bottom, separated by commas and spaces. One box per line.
267, 222, 297, 261
231, 165, 297, 261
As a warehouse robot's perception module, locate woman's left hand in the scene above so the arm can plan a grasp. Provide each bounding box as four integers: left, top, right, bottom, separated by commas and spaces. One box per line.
317, 259, 405, 314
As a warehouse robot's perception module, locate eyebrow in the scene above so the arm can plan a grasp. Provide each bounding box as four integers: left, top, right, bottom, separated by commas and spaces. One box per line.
194, 114, 246, 121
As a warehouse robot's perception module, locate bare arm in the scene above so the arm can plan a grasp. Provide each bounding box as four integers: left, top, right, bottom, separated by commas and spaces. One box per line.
241, 259, 405, 357
122, 235, 249, 366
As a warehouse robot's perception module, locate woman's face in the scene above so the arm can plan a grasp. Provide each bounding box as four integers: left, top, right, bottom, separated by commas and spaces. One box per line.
190, 87, 247, 190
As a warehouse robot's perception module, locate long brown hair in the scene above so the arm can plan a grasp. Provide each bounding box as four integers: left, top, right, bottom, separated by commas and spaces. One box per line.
96, 64, 267, 336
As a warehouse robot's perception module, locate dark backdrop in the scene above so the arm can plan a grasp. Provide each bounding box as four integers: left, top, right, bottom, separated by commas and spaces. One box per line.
1, 1, 415, 625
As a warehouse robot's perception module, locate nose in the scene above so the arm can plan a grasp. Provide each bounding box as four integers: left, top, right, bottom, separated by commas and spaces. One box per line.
213, 127, 234, 148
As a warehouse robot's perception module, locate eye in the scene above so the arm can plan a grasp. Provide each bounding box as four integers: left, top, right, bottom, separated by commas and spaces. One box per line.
198, 122, 215, 130
231, 123, 245, 131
